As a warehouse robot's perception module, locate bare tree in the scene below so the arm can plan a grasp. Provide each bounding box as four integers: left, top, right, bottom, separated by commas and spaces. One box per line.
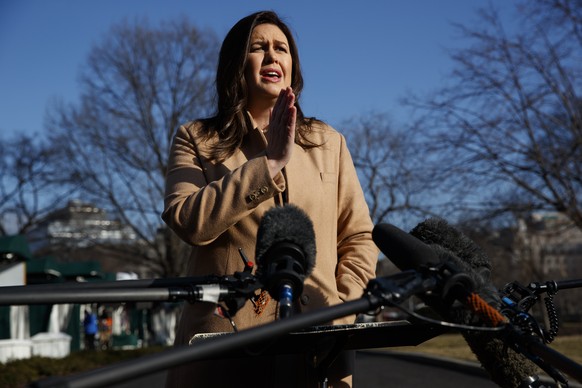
44, 18, 219, 276
0, 134, 73, 236
341, 112, 441, 229
405, 0, 582, 229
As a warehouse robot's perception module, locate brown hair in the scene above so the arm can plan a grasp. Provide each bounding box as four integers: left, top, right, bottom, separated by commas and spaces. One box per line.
202, 10, 318, 161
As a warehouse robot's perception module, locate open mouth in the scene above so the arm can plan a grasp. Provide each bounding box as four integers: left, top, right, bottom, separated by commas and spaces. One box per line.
260, 69, 282, 81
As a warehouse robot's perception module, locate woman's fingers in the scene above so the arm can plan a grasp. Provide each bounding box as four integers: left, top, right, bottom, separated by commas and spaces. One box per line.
270, 88, 287, 124
269, 87, 294, 134
265, 87, 296, 177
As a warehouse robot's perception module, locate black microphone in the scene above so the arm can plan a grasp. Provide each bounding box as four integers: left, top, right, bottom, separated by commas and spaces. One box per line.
255, 205, 316, 319
372, 222, 498, 320
373, 218, 540, 388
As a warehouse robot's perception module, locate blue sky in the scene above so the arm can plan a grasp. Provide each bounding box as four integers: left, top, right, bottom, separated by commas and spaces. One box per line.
0, 0, 511, 138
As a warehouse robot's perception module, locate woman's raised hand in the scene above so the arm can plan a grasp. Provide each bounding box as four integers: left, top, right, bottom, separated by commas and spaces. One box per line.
266, 87, 296, 178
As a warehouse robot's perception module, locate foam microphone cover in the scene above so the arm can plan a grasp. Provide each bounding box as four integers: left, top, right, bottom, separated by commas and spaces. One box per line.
255, 205, 316, 293
410, 218, 539, 388
411, 218, 498, 311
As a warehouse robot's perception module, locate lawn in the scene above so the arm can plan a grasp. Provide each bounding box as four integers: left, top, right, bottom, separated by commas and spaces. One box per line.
390, 333, 582, 365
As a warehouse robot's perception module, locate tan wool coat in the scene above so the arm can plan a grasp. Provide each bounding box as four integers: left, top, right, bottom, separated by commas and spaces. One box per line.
162, 119, 378, 387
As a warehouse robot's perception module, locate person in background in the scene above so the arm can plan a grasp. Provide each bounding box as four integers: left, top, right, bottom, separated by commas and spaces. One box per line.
98, 309, 112, 350
83, 309, 98, 350
162, 10, 378, 387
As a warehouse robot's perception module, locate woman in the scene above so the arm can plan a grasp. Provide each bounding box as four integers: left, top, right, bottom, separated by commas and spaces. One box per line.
162, 10, 378, 387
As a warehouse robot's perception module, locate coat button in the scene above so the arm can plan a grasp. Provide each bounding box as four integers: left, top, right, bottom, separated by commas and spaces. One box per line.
300, 294, 310, 305
260, 186, 268, 194
249, 194, 256, 201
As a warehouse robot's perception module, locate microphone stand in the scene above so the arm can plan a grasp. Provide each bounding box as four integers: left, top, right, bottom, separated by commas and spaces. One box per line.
29, 270, 438, 388
0, 261, 259, 316
499, 278, 582, 386
511, 333, 582, 386
1, 275, 245, 303
7, 267, 581, 388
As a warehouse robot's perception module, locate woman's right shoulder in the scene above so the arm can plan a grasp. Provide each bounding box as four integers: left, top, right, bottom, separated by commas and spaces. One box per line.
171, 119, 221, 158
176, 118, 216, 138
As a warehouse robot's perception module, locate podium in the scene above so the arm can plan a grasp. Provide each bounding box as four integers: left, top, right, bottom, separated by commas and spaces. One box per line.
193, 320, 448, 355
192, 320, 450, 385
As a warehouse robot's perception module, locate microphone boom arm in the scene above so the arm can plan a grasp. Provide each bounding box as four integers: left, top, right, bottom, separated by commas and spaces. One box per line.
0, 267, 262, 317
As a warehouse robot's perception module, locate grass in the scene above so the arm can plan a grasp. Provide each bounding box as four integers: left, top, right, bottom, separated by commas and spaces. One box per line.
388, 333, 582, 365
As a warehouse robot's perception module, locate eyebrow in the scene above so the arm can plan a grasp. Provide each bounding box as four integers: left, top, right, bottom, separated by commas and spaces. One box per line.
250, 36, 289, 46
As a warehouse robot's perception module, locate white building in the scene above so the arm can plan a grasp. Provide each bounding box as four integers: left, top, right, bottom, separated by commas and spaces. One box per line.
26, 200, 138, 253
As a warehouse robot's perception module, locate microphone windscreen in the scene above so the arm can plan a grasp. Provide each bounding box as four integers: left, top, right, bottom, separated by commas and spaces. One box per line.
410, 218, 539, 388
410, 218, 491, 272
255, 204, 316, 276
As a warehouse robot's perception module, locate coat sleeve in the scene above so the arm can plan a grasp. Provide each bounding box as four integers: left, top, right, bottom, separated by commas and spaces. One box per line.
335, 133, 379, 303
162, 123, 285, 246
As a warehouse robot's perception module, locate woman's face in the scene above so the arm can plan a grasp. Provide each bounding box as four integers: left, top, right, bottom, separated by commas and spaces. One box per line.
245, 23, 293, 105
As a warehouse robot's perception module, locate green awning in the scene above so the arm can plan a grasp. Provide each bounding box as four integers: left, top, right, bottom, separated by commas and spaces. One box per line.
0, 235, 32, 262
26, 256, 105, 284
57, 260, 103, 280
26, 256, 64, 283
